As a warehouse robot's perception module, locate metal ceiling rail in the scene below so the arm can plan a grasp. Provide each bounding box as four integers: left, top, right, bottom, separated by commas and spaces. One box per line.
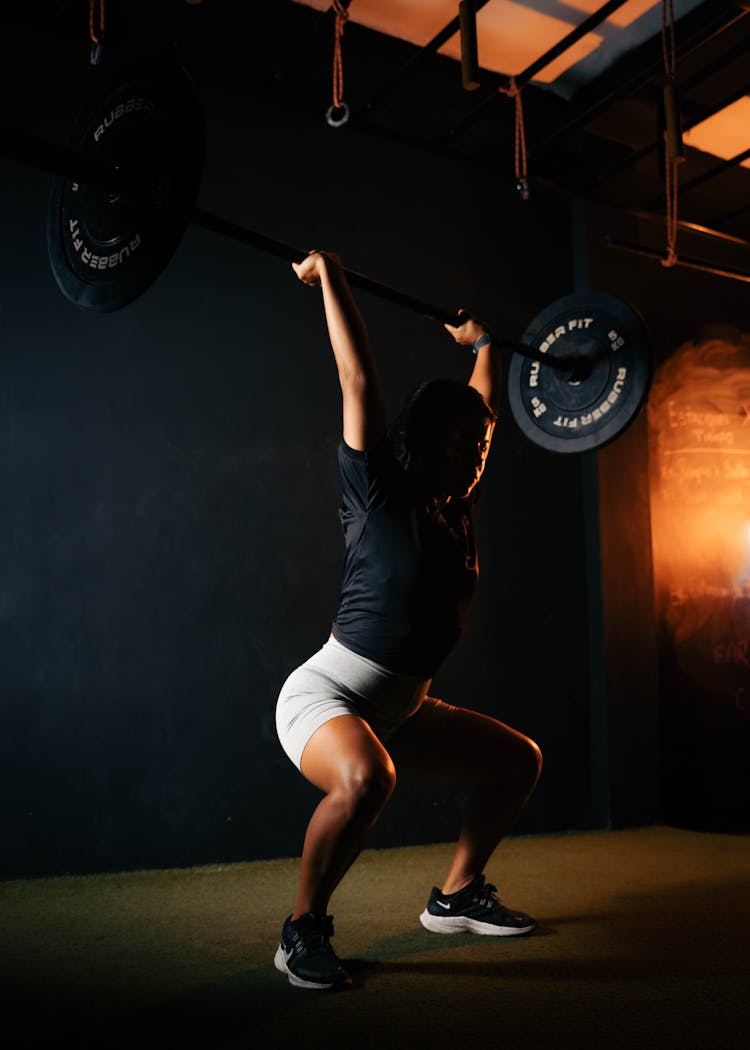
529, 1, 749, 158
605, 237, 750, 284
646, 146, 750, 208
714, 199, 750, 225
624, 208, 750, 250
437, 0, 634, 144
675, 28, 750, 95
255, 60, 750, 259
597, 76, 750, 187
363, 0, 493, 116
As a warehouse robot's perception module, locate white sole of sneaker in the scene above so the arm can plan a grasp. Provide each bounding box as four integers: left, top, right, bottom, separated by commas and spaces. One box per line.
273, 944, 340, 990
419, 909, 536, 936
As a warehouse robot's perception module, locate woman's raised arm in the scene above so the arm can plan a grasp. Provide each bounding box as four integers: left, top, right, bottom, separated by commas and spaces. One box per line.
443, 313, 499, 411
293, 251, 385, 452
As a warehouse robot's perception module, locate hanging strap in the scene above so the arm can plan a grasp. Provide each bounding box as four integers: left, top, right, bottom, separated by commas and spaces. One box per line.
660, 0, 679, 267
88, 0, 106, 65
89, 0, 105, 44
327, 1, 351, 126
499, 76, 529, 200
662, 135, 679, 268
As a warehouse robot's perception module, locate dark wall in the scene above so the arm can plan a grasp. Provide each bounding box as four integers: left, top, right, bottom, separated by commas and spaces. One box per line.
1, 41, 608, 878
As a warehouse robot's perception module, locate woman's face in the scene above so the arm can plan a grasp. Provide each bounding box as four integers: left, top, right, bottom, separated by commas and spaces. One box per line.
420, 412, 495, 499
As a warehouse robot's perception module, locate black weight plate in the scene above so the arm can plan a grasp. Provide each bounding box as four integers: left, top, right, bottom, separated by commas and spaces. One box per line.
507, 292, 652, 454
47, 62, 204, 311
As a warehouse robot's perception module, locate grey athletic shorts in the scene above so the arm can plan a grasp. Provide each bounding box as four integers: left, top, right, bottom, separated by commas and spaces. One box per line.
276, 636, 432, 770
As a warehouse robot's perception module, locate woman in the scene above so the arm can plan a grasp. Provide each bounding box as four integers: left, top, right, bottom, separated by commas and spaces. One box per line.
274, 250, 542, 990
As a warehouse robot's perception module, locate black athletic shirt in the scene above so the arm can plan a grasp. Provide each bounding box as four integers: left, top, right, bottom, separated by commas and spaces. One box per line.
331, 436, 479, 677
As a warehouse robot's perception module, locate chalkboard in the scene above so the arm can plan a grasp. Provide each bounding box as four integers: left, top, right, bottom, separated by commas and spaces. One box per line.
648, 334, 750, 727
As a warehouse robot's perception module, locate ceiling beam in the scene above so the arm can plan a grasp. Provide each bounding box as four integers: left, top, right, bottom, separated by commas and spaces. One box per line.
529, 0, 748, 158
605, 237, 750, 284
437, 0, 633, 145
646, 146, 750, 208
362, 0, 493, 116
592, 76, 750, 188
625, 209, 750, 249
714, 200, 750, 224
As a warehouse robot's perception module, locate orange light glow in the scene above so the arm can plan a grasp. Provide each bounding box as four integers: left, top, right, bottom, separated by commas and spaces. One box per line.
683, 96, 750, 169
294, 0, 603, 83
738, 523, 750, 588
563, 0, 658, 29
439, 1, 602, 83
648, 335, 750, 724
649, 338, 750, 596
296, 0, 461, 45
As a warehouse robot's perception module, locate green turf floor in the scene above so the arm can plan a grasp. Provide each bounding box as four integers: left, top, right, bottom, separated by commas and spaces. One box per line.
2, 826, 749, 1049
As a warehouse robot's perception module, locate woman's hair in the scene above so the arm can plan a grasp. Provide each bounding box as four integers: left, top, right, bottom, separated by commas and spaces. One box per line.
389, 378, 496, 469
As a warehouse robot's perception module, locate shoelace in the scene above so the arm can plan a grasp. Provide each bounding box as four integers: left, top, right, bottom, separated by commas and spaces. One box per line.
474, 879, 504, 911
291, 915, 335, 956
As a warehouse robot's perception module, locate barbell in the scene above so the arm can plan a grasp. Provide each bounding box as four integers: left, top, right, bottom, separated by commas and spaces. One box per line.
2, 60, 652, 454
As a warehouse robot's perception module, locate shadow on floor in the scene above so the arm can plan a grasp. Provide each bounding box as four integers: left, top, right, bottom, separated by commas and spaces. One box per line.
10, 873, 750, 1048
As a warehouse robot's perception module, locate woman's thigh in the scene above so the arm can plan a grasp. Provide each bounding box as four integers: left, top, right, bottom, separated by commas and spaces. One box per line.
300, 714, 397, 796
387, 699, 542, 785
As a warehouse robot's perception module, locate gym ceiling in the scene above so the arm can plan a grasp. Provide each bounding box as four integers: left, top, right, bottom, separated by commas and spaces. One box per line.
3, 0, 750, 269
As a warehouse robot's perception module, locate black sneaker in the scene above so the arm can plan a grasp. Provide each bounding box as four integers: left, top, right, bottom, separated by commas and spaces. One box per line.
274, 913, 352, 989
419, 874, 536, 936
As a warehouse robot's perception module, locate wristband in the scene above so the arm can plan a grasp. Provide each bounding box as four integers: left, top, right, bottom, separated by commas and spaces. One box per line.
472, 334, 491, 355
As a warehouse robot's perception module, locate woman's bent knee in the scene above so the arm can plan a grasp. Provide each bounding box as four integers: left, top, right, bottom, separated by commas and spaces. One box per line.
339, 758, 397, 815
316, 759, 396, 827
497, 731, 542, 793
526, 737, 543, 790
299, 714, 397, 813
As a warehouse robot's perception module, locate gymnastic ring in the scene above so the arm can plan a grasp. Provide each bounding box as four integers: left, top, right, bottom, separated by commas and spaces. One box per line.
325, 102, 350, 128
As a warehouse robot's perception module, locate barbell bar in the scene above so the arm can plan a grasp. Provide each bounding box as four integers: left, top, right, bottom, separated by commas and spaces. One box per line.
1, 61, 652, 453
0, 99, 590, 375
0, 125, 579, 373
187, 209, 597, 378
1, 125, 596, 377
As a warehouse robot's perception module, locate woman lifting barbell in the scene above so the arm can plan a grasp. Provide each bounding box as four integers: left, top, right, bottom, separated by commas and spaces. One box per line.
274, 250, 543, 990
